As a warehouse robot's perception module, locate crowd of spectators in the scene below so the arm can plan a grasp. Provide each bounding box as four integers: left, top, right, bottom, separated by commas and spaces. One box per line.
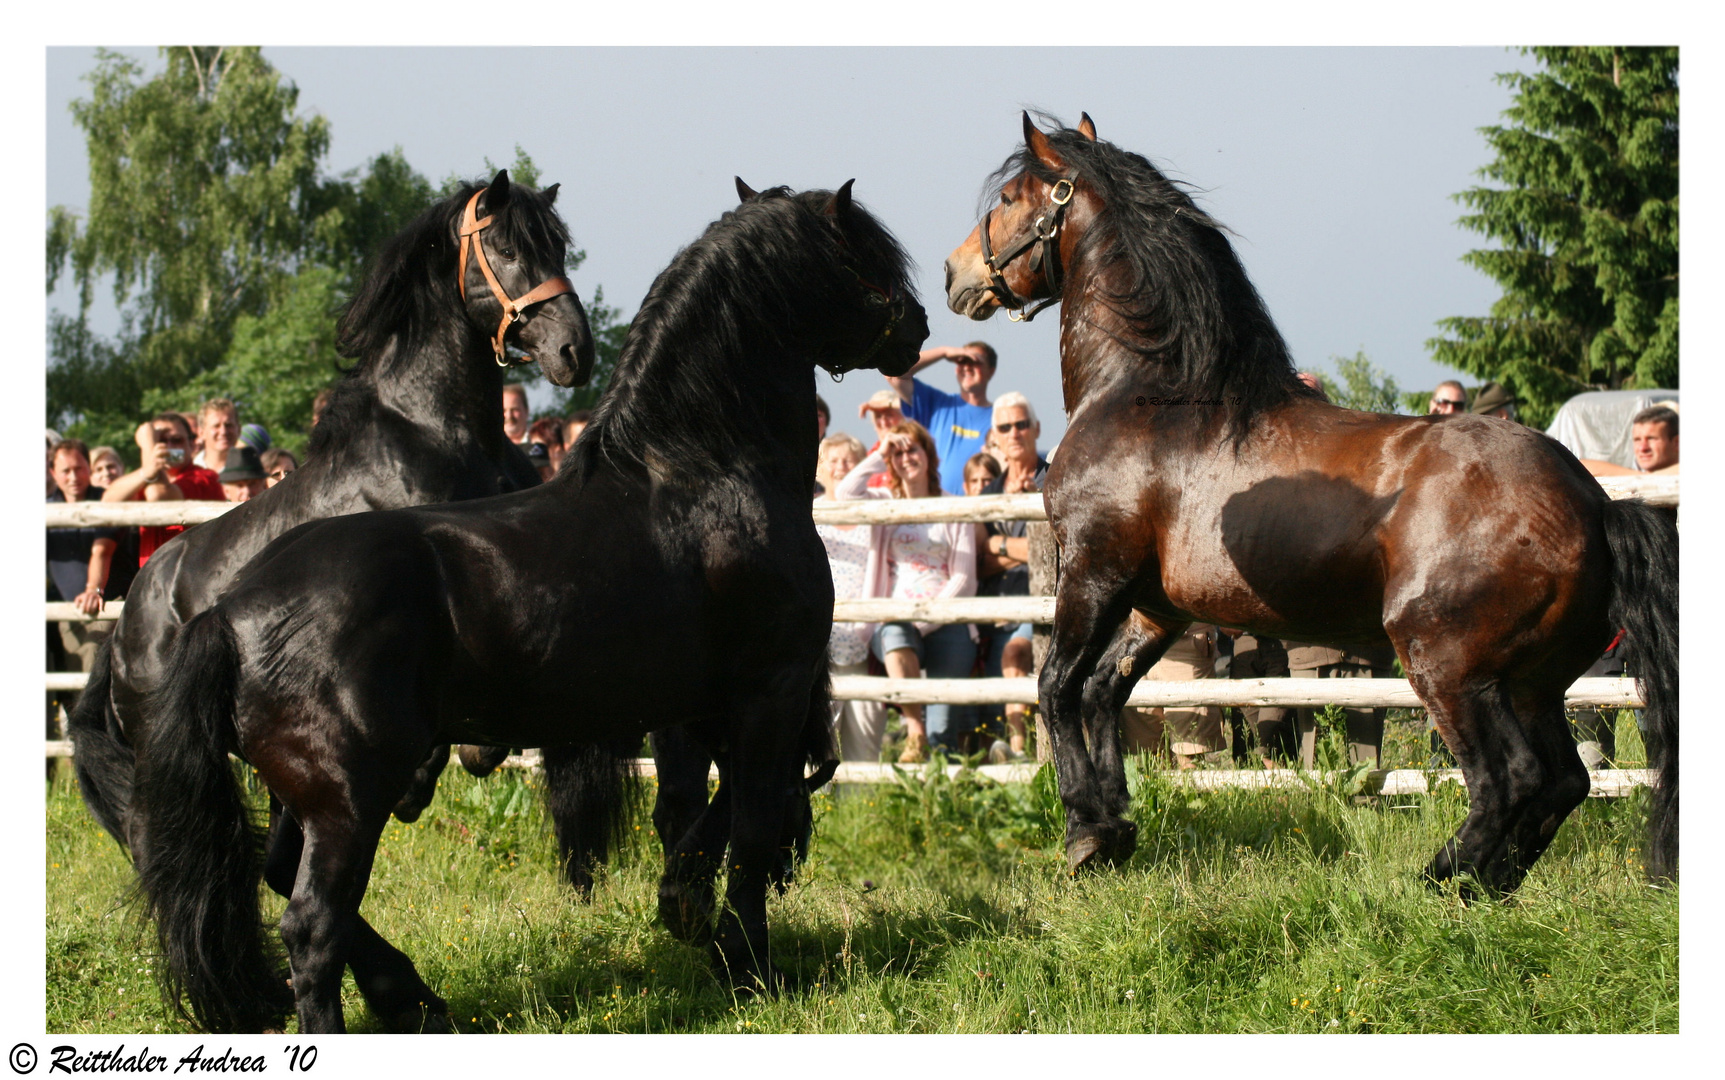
45, 367, 1674, 776
811, 361, 1676, 770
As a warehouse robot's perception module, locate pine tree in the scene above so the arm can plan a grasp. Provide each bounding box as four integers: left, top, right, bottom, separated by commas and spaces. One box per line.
1428, 47, 1677, 429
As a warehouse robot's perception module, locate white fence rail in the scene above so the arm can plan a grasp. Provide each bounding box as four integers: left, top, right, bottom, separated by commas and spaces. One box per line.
42, 474, 1677, 531
44, 667, 1644, 709
37, 739, 1648, 797
44, 474, 1669, 792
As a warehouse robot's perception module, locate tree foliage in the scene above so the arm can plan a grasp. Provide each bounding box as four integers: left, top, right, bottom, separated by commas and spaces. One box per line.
48, 50, 629, 457
1317, 351, 1406, 414
1428, 47, 1678, 430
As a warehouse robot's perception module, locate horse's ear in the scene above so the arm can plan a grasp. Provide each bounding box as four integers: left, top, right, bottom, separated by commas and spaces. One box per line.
735, 176, 759, 203
1077, 112, 1098, 141
1022, 111, 1067, 171
540, 182, 560, 204
823, 179, 855, 218
484, 169, 512, 213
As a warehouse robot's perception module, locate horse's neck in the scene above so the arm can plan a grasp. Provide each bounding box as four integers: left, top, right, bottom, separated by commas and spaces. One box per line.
1057, 256, 1281, 422
608, 330, 817, 490
366, 322, 505, 456
1057, 293, 1180, 412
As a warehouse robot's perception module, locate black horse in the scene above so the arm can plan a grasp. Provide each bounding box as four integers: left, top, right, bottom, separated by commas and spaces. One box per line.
133, 180, 927, 1033
943, 113, 1677, 893
69, 169, 592, 1027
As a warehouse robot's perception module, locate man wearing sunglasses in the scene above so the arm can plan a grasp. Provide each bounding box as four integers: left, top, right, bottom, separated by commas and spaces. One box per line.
1427, 380, 1467, 415
883, 340, 998, 496
974, 391, 1048, 762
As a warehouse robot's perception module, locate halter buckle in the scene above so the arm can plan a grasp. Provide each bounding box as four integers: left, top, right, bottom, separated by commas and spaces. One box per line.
1049, 178, 1075, 206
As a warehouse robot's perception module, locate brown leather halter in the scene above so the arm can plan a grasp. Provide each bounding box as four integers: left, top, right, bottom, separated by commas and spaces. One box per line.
458, 187, 576, 365
978, 174, 1076, 323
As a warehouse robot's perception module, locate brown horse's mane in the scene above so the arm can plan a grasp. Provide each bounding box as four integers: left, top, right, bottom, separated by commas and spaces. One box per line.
987, 116, 1320, 437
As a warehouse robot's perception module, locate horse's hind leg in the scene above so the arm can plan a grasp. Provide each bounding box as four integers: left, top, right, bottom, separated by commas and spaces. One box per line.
264, 799, 446, 1032
1493, 690, 1591, 886
1415, 675, 1551, 897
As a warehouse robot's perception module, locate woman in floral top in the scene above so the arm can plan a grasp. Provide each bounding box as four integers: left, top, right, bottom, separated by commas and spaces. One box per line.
834, 420, 977, 762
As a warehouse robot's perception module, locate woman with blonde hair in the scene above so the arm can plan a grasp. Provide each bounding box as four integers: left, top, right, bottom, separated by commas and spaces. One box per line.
813, 432, 887, 760
834, 419, 977, 762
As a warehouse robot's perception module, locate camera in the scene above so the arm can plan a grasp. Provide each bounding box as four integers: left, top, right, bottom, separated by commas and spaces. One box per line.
165, 447, 187, 467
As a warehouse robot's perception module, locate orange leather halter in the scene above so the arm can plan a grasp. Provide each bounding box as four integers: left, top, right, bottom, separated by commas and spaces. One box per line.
458, 187, 576, 365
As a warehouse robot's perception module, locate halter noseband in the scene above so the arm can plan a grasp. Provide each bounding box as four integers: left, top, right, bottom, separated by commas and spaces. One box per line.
978, 174, 1076, 323
458, 187, 577, 366
827, 268, 907, 378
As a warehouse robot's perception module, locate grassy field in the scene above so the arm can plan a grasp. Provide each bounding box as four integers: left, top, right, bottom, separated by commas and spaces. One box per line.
46, 715, 1676, 1034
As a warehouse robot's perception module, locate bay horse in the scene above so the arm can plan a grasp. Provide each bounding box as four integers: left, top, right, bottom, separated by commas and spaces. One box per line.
69, 169, 593, 1025
944, 113, 1677, 895
133, 180, 927, 1033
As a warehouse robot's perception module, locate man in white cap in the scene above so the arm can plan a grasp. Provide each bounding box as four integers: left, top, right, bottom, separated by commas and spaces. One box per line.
857, 389, 904, 489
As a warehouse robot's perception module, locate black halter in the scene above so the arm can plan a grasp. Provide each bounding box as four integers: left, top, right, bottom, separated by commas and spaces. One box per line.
978, 175, 1076, 323
825, 267, 907, 378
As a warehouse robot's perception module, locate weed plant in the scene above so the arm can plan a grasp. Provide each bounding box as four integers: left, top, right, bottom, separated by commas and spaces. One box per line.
46, 714, 1673, 1034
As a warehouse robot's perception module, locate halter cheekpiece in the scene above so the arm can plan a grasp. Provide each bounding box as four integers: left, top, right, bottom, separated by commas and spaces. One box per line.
978, 174, 1077, 323
458, 187, 576, 366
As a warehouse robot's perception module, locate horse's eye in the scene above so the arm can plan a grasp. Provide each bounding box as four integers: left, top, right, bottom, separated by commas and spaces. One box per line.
1000, 192, 1013, 206
500, 247, 517, 260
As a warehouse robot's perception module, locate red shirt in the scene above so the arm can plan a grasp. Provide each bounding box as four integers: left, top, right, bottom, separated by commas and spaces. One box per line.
138, 465, 225, 564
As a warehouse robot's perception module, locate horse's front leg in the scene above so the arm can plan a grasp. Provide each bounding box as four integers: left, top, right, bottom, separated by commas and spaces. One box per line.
1079, 611, 1188, 830
708, 682, 804, 995
1040, 575, 1151, 872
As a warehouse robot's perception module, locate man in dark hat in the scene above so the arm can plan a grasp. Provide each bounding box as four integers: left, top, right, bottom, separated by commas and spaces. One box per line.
1470, 382, 1518, 421
219, 445, 269, 503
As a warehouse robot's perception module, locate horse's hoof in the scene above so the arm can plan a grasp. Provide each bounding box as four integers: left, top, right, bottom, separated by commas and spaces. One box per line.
1066, 834, 1105, 873
458, 744, 511, 777
657, 884, 714, 943
1107, 819, 1139, 863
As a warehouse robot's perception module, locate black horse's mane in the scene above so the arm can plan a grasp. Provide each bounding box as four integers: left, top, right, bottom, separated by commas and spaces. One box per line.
570, 186, 912, 480
307, 181, 570, 459
988, 118, 1314, 435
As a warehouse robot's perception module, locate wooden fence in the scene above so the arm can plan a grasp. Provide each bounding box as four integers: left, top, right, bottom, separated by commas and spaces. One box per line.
44, 476, 1672, 791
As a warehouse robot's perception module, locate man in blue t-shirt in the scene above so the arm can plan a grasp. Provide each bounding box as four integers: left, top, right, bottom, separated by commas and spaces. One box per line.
885, 341, 997, 496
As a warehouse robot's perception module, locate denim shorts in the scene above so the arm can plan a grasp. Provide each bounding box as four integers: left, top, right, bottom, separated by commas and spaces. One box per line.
873, 620, 922, 659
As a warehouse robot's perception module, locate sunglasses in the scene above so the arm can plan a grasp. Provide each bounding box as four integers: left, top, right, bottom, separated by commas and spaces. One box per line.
885, 446, 923, 458
995, 419, 1033, 433
1432, 398, 1465, 409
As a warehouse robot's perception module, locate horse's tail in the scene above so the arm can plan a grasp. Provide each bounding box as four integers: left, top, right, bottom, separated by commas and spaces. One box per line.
1601, 497, 1679, 881
133, 609, 291, 1032
542, 739, 644, 898
773, 670, 841, 890
66, 634, 135, 851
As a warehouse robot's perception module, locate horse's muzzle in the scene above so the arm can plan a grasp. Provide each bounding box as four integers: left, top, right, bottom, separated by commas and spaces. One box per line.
944, 256, 998, 321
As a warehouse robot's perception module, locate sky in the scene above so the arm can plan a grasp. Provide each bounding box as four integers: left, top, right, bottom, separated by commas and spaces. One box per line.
45, 45, 1540, 448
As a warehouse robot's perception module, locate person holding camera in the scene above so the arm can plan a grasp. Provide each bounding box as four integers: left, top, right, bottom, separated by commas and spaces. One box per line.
102, 411, 225, 566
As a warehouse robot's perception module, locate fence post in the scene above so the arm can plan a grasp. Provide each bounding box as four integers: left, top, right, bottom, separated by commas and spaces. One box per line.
1028, 521, 1057, 764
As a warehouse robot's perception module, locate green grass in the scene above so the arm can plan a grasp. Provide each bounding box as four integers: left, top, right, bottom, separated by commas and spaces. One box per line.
46, 730, 1675, 1034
